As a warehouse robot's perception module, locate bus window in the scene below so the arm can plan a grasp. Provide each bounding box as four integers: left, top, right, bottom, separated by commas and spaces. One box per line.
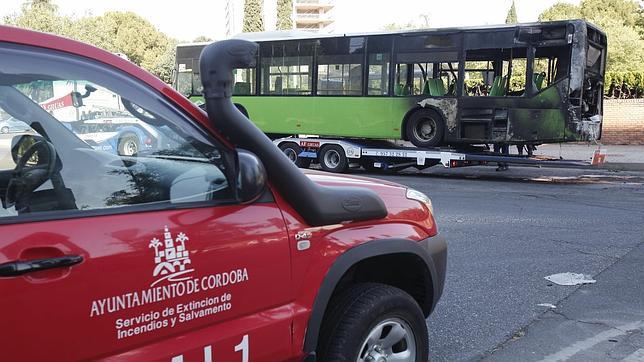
394, 51, 459, 97
464, 60, 495, 96
233, 67, 256, 95
506, 47, 527, 96
316, 37, 364, 96
260, 41, 314, 95
533, 45, 571, 90
367, 36, 392, 96
464, 48, 510, 97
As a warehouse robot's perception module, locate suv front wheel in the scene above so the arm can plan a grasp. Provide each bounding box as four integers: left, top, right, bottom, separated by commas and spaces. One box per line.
318, 283, 429, 362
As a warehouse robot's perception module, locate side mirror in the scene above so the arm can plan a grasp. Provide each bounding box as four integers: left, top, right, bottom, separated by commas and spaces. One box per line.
71, 92, 84, 108
236, 149, 267, 203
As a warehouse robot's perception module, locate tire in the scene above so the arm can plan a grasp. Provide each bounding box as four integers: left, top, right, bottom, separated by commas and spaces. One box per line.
278, 142, 311, 168
118, 134, 139, 156
1, 126, 9, 134
319, 144, 348, 173
406, 108, 445, 148
318, 283, 429, 362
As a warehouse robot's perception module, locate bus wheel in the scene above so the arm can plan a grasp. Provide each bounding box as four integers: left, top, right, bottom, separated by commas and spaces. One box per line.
118, 134, 139, 156
406, 109, 445, 148
319, 145, 348, 173
279, 142, 311, 168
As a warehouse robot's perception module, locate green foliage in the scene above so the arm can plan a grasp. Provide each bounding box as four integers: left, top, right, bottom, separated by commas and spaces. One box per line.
382, 13, 430, 31
505, 0, 518, 24
3, 2, 176, 83
243, 0, 264, 33
538, 3, 582, 21
276, 0, 293, 30
605, 71, 644, 98
539, 0, 644, 73
192, 35, 212, 42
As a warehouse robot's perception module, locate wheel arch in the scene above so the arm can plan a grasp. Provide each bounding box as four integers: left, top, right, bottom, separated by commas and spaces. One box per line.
233, 102, 249, 118
303, 238, 437, 355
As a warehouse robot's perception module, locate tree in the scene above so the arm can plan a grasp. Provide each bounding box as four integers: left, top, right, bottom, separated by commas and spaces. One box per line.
242, 0, 264, 33
192, 35, 212, 42
505, 0, 518, 24
539, 0, 644, 72
538, 3, 582, 21
382, 14, 430, 31
4, 0, 74, 36
4, 3, 177, 83
276, 0, 293, 30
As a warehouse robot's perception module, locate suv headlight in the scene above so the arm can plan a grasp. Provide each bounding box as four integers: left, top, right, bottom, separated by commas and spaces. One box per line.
406, 188, 434, 214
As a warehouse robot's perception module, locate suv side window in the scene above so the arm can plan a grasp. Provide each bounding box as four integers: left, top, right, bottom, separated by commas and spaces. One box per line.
0, 44, 234, 221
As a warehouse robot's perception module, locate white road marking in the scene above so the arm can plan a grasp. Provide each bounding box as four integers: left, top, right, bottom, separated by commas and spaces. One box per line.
537, 320, 644, 362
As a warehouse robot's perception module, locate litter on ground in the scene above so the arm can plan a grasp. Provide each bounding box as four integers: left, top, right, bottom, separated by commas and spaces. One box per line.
544, 272, 596, 286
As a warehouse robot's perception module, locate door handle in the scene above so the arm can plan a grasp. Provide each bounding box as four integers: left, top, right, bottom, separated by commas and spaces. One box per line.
0, 255, 83, 277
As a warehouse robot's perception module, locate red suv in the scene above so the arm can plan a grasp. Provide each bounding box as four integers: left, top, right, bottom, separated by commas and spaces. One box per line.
0, 26, 446, 362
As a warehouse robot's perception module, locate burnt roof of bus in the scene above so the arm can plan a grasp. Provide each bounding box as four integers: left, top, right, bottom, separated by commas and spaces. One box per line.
232, 19, 604, 43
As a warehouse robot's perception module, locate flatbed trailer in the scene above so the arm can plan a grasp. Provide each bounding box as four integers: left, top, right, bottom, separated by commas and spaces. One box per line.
273, 137, 607, 173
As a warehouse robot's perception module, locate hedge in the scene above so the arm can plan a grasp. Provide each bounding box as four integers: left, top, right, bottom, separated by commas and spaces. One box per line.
604, 71, 644, 99
463, 71, 644, 98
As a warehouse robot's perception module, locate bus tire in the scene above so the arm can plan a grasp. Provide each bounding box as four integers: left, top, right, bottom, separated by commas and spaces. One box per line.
319, 144, 348, 173
118, 133, 139, 156
406, 108, 445, 148
279, 142, 311, 168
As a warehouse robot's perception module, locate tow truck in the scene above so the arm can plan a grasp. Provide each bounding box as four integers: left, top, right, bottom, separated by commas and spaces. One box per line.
275, 137, 607, 173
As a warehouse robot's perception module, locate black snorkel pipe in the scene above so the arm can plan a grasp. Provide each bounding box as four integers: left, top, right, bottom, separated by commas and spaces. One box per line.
199, 39, 387, 226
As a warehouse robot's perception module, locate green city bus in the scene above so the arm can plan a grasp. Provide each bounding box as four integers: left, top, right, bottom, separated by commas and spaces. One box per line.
175, 20, 606, 148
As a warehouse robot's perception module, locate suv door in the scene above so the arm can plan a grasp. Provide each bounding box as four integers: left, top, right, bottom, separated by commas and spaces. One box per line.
0, 43, 293, 361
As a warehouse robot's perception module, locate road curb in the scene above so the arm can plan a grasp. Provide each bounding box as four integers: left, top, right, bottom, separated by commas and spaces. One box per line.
598, 162, 644, 172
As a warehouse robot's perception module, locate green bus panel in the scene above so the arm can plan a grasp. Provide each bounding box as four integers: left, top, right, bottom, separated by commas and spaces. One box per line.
233, 96, 414, 139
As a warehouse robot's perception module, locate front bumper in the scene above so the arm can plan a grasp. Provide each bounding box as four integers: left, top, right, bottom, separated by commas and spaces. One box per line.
420, 233, 447, 311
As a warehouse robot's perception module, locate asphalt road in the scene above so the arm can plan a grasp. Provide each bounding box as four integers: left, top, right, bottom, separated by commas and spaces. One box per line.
368, 167, 644, 361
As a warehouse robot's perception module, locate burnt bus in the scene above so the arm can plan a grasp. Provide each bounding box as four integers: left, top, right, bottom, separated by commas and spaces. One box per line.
175, 20, 607, 148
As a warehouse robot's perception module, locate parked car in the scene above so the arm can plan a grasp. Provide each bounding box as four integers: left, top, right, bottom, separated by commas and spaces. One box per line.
0, 117, 31, 134
0, 27, 446, 361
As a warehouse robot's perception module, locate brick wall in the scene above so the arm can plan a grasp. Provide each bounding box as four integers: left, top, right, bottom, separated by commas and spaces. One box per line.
601, 99, 644, 145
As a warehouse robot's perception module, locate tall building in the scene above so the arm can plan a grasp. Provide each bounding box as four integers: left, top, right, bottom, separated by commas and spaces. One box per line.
294, 0, 335, 32
225, 0, 335, 37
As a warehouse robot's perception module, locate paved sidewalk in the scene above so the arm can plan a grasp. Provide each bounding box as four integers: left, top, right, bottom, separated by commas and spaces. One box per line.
485, 241, 644, 361
534, 144, 644, 171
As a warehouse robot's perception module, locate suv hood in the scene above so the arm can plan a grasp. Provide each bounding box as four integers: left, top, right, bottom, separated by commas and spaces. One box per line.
302, 169, 435, 234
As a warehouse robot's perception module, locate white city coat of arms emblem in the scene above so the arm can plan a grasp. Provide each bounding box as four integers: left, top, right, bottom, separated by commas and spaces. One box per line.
148, 226, 194, 286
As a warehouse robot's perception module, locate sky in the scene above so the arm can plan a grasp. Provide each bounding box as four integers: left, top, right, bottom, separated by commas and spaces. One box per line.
0, 0, 580, 42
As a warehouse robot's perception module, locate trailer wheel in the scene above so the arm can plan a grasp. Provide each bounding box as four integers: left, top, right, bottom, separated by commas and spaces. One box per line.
278, 142, 311, 168
319, 144, 348, 173
406, 108, 445, 148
